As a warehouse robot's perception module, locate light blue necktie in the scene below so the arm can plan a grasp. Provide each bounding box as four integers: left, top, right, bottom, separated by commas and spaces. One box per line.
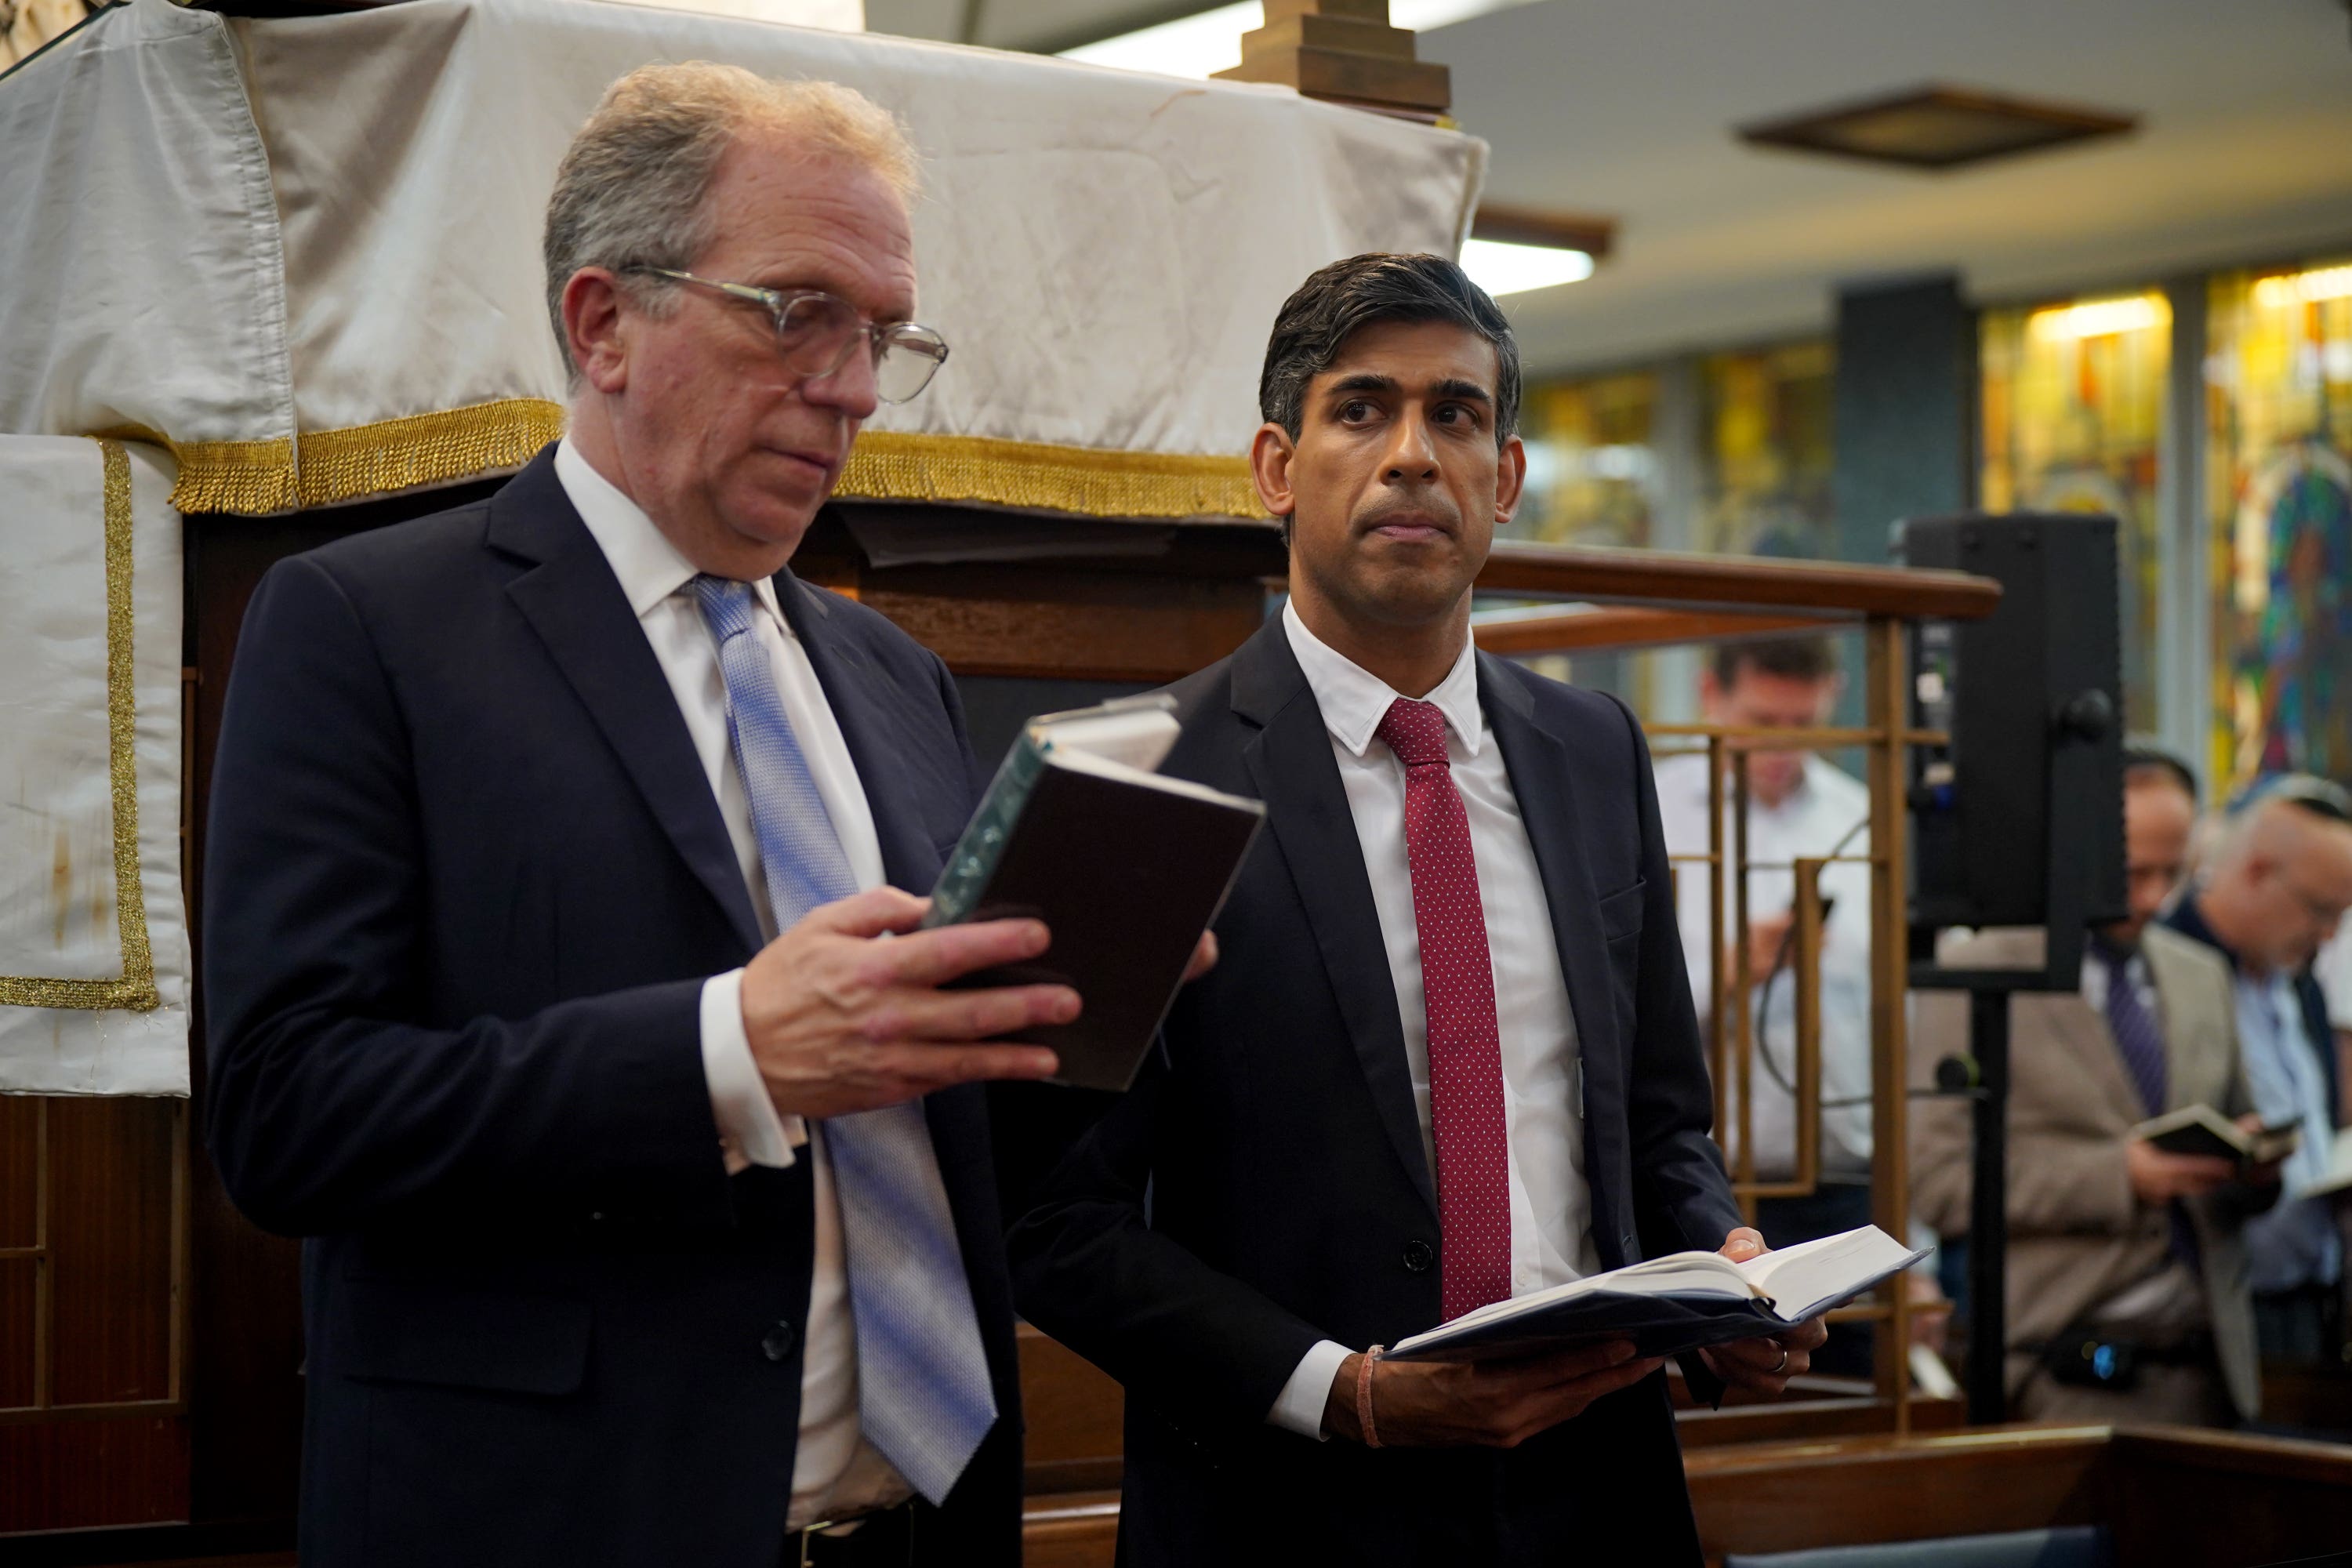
694, 575, 997, 1505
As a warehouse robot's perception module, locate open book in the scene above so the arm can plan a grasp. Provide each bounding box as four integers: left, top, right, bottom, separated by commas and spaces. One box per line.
922, 695, 1265, 1092
1383, 1225, 1926, 1364
2131, 1105, 2300, 1167
2303, 1128, 2352, 1200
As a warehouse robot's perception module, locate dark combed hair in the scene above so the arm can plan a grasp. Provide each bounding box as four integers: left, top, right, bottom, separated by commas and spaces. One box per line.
1711, 635, 1838, 688
2122, 746, 2199, 805
1258, 252, 1522, 448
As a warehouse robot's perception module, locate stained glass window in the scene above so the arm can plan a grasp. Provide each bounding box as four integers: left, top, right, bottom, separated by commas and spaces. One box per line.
1506, 371, 1657, 548
1500, 371, 1661, 709
2207, 260, 2352, 791
1699, 342, 1835, 558
1979, 292, 2169, 738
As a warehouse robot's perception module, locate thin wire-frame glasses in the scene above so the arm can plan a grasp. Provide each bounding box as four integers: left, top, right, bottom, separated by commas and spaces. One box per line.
626, 266, 949, 404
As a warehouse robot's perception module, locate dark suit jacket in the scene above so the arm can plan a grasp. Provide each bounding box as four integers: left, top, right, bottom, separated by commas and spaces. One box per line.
1007, 616, 1741, 1566
201, 449, 1021, 1568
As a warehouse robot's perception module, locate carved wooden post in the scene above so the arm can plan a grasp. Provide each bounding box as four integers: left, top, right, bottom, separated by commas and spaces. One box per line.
1212, 0, 1450, 119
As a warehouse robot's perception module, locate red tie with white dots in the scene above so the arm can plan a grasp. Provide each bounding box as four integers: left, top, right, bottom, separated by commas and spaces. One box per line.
1374, 695, 1512, 1323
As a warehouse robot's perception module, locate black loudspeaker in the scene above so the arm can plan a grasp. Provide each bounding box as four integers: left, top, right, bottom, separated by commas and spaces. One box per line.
1893, 512, 2127, 953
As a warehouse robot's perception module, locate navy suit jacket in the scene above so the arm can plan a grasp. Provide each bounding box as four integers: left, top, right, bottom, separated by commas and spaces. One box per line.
1007, 615, 1740, 1566
201, 449, 1022, 1568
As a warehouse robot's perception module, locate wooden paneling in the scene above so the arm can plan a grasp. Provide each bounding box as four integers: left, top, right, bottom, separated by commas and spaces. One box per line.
858, 566, 1267, 684
1472, 607, 1840, 658
1018, 1325, 1123, 1494
46, 1099, 176, 1408
0, 1416, 187, 1534
2103, 1428, 2352, 1567
1686, 1428, 2109, 1561
1476, 540, 2002, 621
1020, 1490, 1120, 1568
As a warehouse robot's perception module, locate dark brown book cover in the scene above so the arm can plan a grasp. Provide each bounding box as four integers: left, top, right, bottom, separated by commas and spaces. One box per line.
943, 760, 1263, 1091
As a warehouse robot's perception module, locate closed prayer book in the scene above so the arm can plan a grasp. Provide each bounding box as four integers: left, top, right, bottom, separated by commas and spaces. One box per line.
923, 695, 1264, 1092
2131, 1105, 2299, 1166
1383, 1225, 1927, 1363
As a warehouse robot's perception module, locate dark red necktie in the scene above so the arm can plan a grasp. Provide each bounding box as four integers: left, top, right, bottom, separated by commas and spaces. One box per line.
1375, 696, 1512, 1322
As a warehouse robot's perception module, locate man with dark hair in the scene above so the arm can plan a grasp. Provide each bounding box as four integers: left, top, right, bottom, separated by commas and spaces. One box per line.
1655, 637, 1875, 1283
1914, 749, 2277, 1425
2167, 774, 2352, 1363
1010, 252, 1815, 1564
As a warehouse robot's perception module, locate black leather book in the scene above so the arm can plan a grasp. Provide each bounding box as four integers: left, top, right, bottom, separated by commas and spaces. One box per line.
923, 696, 1265, 1091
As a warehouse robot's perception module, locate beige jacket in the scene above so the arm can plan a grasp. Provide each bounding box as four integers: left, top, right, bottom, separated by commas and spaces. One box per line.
1911, 924, 2266, 1420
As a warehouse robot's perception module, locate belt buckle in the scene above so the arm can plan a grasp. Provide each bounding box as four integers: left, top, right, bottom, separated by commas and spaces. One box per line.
797, 1519, 838, 1568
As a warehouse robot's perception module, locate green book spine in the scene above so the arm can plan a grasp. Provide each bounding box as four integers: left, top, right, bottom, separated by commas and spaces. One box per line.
924, 731, 1050, 926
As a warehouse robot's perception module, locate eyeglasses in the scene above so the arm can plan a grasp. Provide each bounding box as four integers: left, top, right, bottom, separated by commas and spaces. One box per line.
625, 267, 949, 405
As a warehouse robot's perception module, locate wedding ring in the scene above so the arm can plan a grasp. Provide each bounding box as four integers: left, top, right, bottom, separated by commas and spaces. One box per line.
1769, 1345, 1790, 1375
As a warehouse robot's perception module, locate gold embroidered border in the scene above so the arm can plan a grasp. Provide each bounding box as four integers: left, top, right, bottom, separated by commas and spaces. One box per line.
839, 431, 1261, 520
113, 398, 568, 515
107, 404, 1262, 522
0, 440, 161, 1013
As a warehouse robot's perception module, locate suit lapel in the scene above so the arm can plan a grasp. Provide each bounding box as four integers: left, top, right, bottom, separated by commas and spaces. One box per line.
1232, 620, 1436, 1218
1475, 657, 1628, 1221
489, 454, 763, 956
2144, 931, 2224, 1111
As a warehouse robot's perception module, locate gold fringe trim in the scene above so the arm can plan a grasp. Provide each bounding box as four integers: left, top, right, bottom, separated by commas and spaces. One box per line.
103, 406, 1261, 523
292, 401, 567, 511
0, 439, 161, 1014
102, 398, 568, 516
839, 431, 1261, 520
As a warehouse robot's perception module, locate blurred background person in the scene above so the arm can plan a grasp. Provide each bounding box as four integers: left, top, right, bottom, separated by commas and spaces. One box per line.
1656, 636, 1875, 1376
2166, 775, 2352, 1367
1912, 750, 2276, 1427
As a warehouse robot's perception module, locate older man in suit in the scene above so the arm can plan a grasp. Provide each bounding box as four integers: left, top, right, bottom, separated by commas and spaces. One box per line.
1009, 253, 1820, 1566
203, 64, 1084, 1567
1913, 750, 2277, 1425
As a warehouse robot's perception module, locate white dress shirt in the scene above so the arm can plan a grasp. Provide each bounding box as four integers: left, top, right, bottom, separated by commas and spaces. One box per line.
555, 439, 909, 1529
1653, 751, 1875, 1178
1266, 601, 1598, 1439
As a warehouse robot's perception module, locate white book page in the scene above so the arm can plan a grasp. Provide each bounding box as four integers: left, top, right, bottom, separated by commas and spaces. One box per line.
1034, 710, 1180, 774
1737, 1225, 1918, 1321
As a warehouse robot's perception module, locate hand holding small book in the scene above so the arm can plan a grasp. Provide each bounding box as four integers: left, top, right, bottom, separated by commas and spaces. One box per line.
1322, 1228, 1835, 1445
1693, 1228, 1830, 1396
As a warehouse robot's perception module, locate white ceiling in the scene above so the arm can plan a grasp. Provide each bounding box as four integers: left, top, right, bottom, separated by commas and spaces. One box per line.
865, 0, 2352, 373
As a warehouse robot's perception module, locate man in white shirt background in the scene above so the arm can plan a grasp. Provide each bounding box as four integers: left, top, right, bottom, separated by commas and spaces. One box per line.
1653, 640, 1875, 1376
1011, 252, 1822, 1567
203, 64, 1104, 1568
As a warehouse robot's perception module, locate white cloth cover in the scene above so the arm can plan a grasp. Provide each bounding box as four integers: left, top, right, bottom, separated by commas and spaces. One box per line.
0, 437, 191, 1096
0, 0, 1483, 517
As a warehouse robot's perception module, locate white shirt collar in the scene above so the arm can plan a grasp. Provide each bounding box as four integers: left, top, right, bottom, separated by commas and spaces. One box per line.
1280, 597, 1483, 760
554, 437, 787, 627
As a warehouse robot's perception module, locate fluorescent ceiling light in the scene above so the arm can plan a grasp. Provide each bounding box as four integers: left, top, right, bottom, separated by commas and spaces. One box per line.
1461, 237, 1594, 298
2253, 264, 2352, 309
1060, 0, 1537, 80
2027, 294, 2167, 341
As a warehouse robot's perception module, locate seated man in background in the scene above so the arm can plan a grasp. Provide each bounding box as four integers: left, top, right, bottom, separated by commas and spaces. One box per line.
2166, 774, 2352, 1366
1655, 638, 1875, 1373
1913, 750, 2276, 1426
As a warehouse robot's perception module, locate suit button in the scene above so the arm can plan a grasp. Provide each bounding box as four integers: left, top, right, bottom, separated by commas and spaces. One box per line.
761, 1320, 797, 1363
1402, 1240, 1435, 1274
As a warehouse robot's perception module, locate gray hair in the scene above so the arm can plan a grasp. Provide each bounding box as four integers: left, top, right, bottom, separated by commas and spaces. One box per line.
542, 62, 919, 361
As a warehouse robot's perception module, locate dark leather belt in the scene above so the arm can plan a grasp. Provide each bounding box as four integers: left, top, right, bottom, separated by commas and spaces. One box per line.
786, 1503, 916, 1568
